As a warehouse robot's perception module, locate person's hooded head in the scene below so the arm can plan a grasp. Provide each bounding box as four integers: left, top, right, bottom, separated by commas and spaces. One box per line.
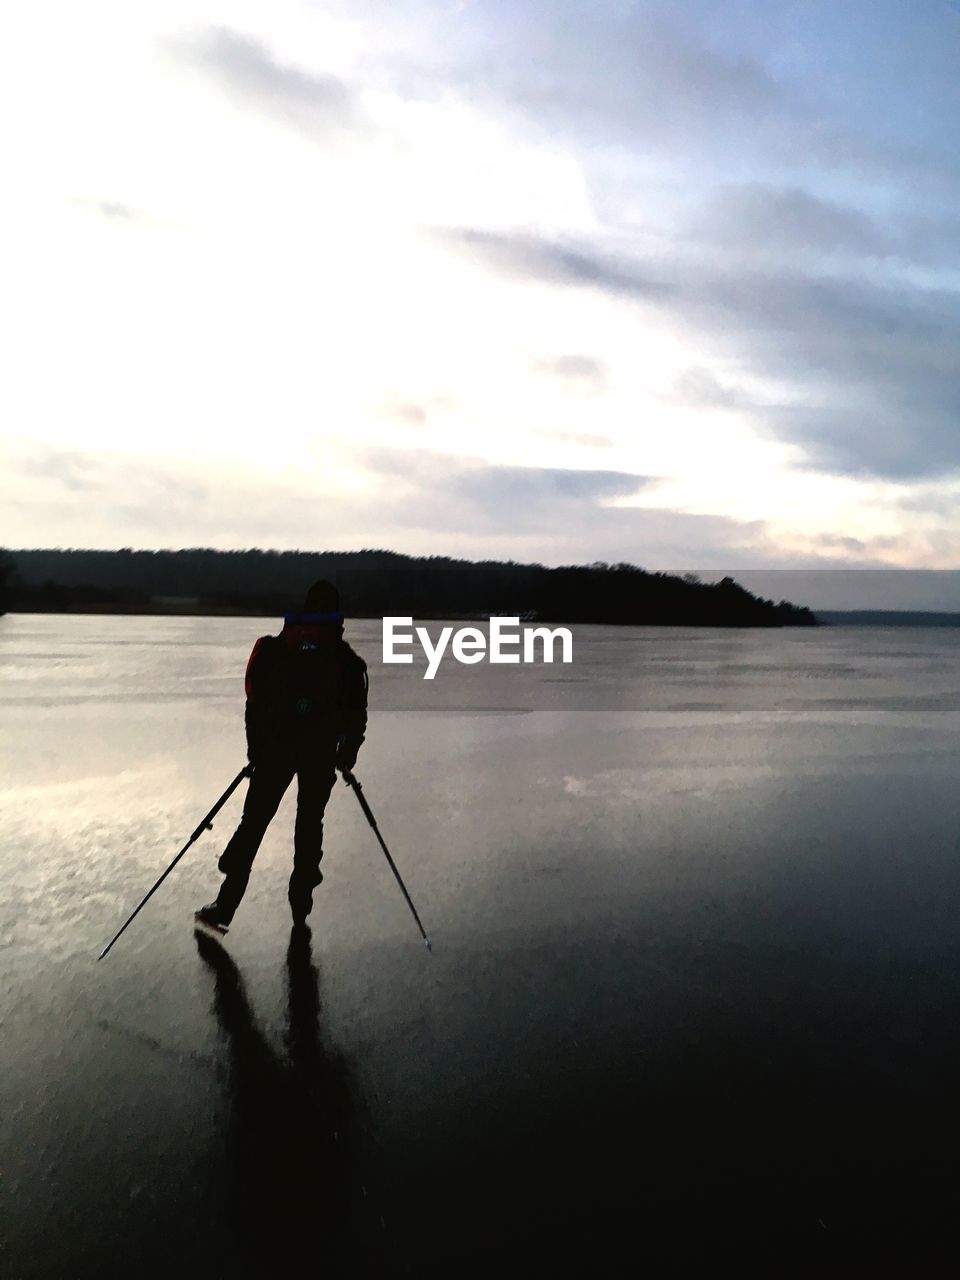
302, 579, 340, 615
282, 579, 344, 641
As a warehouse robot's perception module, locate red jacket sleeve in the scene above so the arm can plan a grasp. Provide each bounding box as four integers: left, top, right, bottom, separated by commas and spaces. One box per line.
244, 636, 274, 701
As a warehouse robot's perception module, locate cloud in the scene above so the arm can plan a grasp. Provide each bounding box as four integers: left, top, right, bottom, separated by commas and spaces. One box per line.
68, 197, 166, 228
8, 444, 208, 516
810, 533, 868, 552
533, 354, 607, 392
452, 463, 650, 507
343, 448, 775, 565
360, 448, 655, 523
388, 403, 427, 427
667, 368, 750, 412
14, 447, 104, 492
698, 185, 886, 257
689, 182, 960, 272
375, 0, 942, 195
532, 428, 615, 449
378, 394, 456, 429
484, 3, 960, 195
167, 26, 364, 139
896, 487, 960, 519
436, 228, 668, 299
443, 221, 960, 481
432, 2, 794, 153
93, 201, 141, 222
162, 7, 959, 492
691, 270, 960, 479
894, 211, 960, 266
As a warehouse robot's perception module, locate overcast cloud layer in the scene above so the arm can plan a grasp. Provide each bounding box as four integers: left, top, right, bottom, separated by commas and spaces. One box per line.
3, 0, 960, 595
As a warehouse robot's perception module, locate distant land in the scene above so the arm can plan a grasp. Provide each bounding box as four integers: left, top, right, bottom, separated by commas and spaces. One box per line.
0, 547, 817, 627
818, 610, 960, 627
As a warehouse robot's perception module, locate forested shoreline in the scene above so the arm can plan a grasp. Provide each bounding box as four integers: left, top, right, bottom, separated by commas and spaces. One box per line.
0, 547, 818, 627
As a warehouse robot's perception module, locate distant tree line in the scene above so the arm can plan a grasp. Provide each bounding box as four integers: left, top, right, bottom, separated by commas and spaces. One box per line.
1, 548, 818, 627
0, 550, 13, 615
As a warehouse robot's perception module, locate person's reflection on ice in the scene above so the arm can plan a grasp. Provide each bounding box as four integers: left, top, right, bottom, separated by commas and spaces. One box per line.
195, 926, 366, 1268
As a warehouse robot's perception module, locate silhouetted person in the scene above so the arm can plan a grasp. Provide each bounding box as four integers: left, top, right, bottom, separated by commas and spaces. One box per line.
196, 580, 368, 931
194, 927, 361, 1269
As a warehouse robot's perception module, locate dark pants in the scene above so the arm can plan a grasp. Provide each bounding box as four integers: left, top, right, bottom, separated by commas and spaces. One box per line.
215, 746, 337, 923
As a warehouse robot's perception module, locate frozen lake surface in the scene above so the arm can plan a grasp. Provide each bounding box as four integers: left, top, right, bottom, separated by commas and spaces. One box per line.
4, 613, 960, 1274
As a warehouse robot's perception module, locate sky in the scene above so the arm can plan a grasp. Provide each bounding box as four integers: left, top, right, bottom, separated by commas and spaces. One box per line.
3, 0, 960, 596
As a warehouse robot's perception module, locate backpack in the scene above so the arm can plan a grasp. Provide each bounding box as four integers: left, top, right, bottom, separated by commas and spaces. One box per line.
246, 616, 363, 728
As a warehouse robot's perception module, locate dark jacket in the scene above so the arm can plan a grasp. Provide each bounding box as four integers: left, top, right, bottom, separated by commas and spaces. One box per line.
243, 612, 368, 766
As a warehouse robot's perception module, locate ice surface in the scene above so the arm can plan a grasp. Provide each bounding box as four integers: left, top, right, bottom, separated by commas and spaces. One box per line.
4, 614, 960, 1272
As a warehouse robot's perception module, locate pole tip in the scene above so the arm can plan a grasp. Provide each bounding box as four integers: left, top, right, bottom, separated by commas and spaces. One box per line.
424, 937, 433, 953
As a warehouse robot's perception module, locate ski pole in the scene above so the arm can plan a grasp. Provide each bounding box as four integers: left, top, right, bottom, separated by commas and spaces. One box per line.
97, 764, 253, 961
341, 769, 432, 951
